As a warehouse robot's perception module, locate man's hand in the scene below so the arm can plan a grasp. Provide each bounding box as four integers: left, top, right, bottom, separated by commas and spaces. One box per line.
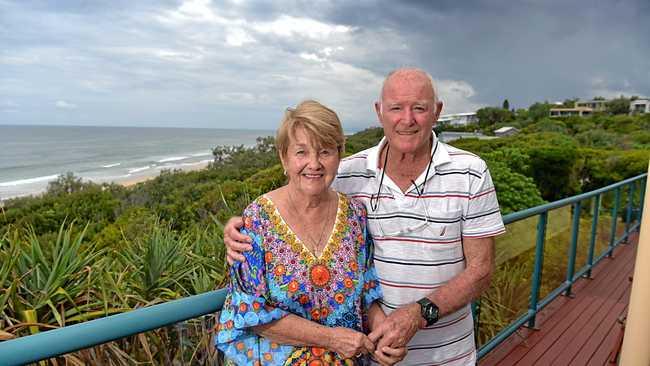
368, 303, 421, 350
223, 216, 251, 264
373, 345, 408, 366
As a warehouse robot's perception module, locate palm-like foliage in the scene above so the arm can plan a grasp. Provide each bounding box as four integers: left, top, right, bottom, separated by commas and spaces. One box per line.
11, 223, 103, 329
1, 220, 226, 364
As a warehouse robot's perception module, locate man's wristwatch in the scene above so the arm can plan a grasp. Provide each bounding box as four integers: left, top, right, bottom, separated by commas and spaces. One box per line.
416, 297, 440, 327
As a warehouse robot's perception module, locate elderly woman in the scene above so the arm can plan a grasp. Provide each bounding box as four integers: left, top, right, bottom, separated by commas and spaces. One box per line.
216, 101, 404, 365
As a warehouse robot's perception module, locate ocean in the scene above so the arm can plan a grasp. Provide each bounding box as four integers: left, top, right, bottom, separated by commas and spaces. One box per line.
0, 125, 274, 200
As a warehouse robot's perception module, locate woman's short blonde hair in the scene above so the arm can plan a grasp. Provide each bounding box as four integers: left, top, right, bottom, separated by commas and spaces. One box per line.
276, 100, 345, 159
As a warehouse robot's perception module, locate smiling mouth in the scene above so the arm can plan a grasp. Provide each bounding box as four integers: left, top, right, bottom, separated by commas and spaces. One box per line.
302, 173, 323, 179
396, 130, 418, 135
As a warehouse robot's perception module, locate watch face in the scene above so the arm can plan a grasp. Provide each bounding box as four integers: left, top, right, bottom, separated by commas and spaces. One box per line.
426, 305, 439, 322
418, 298, 439, 326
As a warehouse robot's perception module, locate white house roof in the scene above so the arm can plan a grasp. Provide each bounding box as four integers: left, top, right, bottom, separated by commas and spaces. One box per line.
438, 112, 477, 121
494, 126, 517, 133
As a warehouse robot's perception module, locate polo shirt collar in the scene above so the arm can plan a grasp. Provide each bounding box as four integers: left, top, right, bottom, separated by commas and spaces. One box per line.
365, 131, 451, 174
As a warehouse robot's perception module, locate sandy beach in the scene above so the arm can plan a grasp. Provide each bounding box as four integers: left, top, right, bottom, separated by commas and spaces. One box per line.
118, 161, 211, 187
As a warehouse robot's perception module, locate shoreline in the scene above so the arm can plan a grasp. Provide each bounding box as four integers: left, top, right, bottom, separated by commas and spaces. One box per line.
118, 161, 211, 187
0, 161, 212, 203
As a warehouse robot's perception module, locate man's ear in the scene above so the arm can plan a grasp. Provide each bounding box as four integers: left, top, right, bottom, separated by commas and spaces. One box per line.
434, 101, 443, 119
374, 101, 382, 122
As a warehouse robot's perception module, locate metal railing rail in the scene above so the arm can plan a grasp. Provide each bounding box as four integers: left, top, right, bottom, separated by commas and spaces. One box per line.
0, 173, 646, 365
477, 173, 646, 359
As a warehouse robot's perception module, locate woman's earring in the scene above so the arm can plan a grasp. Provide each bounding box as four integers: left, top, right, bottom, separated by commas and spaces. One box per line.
283, 169, 287, 176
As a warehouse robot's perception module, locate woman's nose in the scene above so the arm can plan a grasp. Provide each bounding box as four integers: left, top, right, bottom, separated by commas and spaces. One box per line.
308, 153, 322, 168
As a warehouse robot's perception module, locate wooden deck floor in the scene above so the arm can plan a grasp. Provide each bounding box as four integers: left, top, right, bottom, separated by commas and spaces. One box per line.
480, 233, 638, 366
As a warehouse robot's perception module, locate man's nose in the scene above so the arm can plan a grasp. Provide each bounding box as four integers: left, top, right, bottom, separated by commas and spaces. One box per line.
401, 109, 414, 123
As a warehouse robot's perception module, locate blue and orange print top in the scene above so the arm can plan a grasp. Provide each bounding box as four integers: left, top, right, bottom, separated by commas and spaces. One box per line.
216, 193, 382, 366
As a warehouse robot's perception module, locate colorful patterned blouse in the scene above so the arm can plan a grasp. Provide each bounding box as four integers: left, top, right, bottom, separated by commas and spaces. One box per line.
216, 193, 382, 366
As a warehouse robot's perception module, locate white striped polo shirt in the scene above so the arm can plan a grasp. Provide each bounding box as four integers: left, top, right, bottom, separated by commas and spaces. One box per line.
331, 134, 505, 365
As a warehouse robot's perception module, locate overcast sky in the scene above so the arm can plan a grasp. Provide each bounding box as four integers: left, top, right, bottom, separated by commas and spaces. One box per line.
1, 0, 649, 130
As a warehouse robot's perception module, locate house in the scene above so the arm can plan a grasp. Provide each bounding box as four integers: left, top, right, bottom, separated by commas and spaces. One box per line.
629, 99, 650, 114
576, 99, 607, 111
437, 112, 478, 126
494, 126, 519, 137
438, 131, 496, 143
549, 106, 593, 117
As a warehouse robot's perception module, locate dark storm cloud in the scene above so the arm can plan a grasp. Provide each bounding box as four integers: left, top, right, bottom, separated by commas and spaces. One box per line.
319, 0, 650, 108
1, 0, 648, 128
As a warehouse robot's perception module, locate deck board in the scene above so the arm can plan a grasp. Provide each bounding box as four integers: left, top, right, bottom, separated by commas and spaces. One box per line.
479, 233, 637, 366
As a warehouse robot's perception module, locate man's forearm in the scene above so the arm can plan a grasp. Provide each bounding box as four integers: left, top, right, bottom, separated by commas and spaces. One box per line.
424, 236, 495, 317
428, 259, 493, 317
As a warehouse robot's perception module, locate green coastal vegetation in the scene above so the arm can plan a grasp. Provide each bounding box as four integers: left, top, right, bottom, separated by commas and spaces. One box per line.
1, 104, 648, 363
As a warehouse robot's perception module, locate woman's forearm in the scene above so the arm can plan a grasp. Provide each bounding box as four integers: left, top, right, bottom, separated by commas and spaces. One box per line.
366, 302, 386, 332
253, 314, 334, 348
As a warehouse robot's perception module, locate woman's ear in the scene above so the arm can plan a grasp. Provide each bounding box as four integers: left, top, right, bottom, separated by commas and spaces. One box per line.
279, 155, 287, 176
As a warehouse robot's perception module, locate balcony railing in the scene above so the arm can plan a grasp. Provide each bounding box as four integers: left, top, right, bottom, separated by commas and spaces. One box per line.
0, 173, 646, 366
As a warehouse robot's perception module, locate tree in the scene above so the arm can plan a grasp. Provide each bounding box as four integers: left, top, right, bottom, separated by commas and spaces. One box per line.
606, 96, 630, 115
527, 102, 551, 122
527, 118, 568, 134
502, 99, 510, 110
47, 172, 89, 195
561, 98, 578, 108
476, 107, 514, 128
484, 161, 545, 215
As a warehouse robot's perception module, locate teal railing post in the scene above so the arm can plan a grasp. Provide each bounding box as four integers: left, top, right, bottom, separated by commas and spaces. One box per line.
564, 201, 581, 296
527, 212, 548, 329
585, 195, 600, 278
623, 182, 634, 242
472, 300, 480, 347
607, 187, 621, 257
638, 178, 646, 226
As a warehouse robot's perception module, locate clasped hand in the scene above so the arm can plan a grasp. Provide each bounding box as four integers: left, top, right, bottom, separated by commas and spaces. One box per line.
328, 327, 407, 365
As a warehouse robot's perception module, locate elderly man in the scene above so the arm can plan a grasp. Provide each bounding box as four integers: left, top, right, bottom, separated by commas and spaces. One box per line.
224, 67, 505, 365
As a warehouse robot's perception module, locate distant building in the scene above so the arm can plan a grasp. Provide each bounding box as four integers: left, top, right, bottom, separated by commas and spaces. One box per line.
576, 99, 607, 111
438, 131, 496, 143
549, 107, 593, 117
438, 112, 478, 126
494, 126, 519, 137
629, 99, 650, 114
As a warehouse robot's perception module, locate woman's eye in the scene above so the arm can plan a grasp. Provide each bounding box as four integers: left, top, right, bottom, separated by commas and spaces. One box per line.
296, 150, 304, 155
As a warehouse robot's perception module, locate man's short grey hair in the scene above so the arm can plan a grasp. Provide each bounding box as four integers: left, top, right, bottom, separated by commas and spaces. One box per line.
378, 67, 439, 114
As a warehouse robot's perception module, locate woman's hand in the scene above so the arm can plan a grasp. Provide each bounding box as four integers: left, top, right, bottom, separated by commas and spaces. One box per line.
373, 345, 408, 366
326, 327, 376, 359
224, 216, 252, 264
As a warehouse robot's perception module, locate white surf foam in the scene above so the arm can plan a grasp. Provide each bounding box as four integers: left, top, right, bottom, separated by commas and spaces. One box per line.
0, 174, 60, 187
128, 166, 151, 174
157, 156, 188, 163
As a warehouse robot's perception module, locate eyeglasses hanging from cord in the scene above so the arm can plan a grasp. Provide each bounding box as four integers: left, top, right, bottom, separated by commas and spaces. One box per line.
370, 140, 437, 212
